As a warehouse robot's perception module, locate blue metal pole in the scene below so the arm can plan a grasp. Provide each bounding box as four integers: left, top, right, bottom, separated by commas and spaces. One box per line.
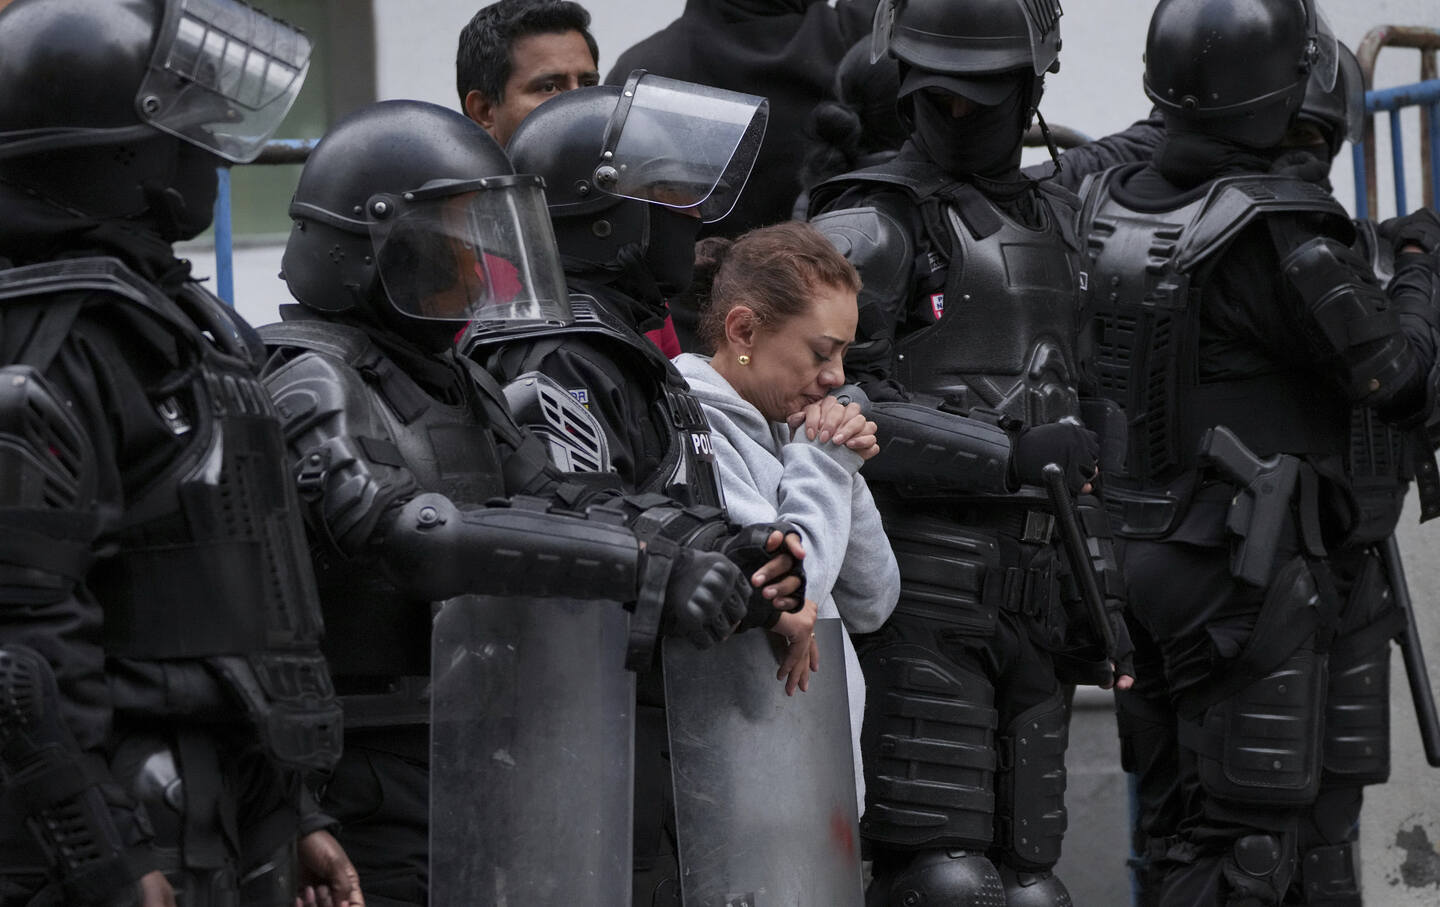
214, 166, 234, 305
1391, 110, 1409, 217
1430, 100, 1440, 211
1352, 142, 1369, 220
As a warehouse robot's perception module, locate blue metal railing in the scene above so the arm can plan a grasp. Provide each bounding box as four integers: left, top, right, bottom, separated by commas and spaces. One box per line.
211, 137, 318, 305
1352, 78, 1440, 220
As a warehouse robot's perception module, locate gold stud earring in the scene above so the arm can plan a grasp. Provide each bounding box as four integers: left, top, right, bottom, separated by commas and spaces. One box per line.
737, 354, 751, 366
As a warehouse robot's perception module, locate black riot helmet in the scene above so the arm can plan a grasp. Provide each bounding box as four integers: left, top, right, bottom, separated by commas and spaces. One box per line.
869, 0, 1062, 177
282, 100, 571, 347
0, 0, 311, 240
1144, 0, 1340, 149
506, 72, 767, 301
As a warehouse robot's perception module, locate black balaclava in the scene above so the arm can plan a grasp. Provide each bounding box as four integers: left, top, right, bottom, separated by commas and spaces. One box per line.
643, 206, 704, 297
1154, 126, 1281, 190
908, 78, 1028, 180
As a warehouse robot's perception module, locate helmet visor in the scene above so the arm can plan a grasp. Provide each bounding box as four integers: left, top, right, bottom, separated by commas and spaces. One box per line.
137, 0, 311, 163
1308, 5, 1340, 95
870, 0, 897, 64
369, 177, 572, 326
1016, 0, 1063, 75
597, 72, 768, 223
1338, 43, 1365, 143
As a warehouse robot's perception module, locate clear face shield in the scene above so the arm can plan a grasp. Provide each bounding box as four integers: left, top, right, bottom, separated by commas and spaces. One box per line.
137, 0, 311, 162
367, 176, 573, 327
591, 71, 768, 224
1306, 3, 1340, 95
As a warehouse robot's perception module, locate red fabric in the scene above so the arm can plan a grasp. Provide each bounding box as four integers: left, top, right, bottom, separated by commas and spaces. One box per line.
645, 314, 682, 358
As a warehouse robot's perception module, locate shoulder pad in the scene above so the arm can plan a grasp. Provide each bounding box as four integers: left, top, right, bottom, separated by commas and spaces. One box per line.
1175, 175, 1351, 272
808, 157, 956, 216
0, 255, 190, 332
261, 347, 378, 439
809, 206, 914, 318
0, 364, 98, 511
258, 318, 375, 366
462, 293, 672, 384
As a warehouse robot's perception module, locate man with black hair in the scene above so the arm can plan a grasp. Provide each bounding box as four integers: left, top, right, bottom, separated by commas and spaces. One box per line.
456, 0, 599, 147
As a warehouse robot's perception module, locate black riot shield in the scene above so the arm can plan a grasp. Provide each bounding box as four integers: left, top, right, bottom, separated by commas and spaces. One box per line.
430, 595, 635, 904
663, 617, 864, 906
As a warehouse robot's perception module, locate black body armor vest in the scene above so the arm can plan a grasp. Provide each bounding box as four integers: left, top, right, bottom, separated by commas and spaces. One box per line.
815, 162, 1083, 428
0, 258, 340, 769
1076, 166, 1353, 536
258, 319, 511, 691
466, 294, 726, 509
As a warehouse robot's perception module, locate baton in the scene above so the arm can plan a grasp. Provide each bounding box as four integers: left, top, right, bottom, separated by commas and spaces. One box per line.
1041, 463, 1118, 660
1379, 534, 1440, 767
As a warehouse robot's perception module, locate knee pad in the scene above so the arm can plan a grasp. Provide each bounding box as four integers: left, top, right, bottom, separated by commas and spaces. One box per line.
1298, 842, 1361, 906
1185, 645, 1326, 806
860, 642, 998, 850
997, 863, 1073, 907
870, 849, 1005, 907
996, 692, 1068, 871
1221, 833, 1295, 906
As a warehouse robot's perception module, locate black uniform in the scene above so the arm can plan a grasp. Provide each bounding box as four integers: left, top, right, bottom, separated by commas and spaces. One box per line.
1080, 159, 1440, 906
0, 191, 340, 907
809, 146, 1123, 898
0, 1, 340, 903
803, 4, 1133, 904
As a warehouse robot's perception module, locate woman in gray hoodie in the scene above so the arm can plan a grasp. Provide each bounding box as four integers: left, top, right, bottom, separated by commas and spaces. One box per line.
674, 222, 901, 807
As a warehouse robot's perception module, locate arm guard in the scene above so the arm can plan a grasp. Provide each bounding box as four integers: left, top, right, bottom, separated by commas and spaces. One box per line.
1281, 235, 1429, 418
1, 646, 146, 902
859, 399, 1015, 495
383, 493, 645, 604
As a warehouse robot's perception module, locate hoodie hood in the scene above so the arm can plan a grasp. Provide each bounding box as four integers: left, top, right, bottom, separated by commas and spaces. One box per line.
674, 352, 784, 451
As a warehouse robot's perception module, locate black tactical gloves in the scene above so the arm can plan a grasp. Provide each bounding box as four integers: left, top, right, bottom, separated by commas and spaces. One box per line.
646, 539, 750, 648
1379, 207, 1440, 258
1012, 421, 1100, 493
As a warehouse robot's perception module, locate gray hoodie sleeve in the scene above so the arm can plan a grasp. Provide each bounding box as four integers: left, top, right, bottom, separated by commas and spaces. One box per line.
829, 474, 900, 634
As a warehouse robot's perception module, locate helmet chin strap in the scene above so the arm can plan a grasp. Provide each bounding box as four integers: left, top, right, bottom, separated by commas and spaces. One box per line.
1031, 108, 1064, 184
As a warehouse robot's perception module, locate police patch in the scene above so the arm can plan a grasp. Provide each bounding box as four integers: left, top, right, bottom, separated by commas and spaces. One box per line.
567, 387, 590, 408
930, 292, 945, 320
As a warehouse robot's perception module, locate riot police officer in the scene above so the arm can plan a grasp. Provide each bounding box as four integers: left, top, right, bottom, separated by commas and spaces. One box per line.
0, 1, 361, 904
260, 99, 803, 906
1109, 35, 1440, 906
1077, 2, 1440, 904
805, 1, 1135, 903
461, 75, 820, 905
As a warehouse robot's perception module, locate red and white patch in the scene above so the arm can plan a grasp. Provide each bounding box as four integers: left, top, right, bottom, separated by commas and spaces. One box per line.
929, 292, 945, 320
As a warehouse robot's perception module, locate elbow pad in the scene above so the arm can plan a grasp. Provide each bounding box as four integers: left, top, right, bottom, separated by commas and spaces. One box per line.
1283, 236, 1424, 409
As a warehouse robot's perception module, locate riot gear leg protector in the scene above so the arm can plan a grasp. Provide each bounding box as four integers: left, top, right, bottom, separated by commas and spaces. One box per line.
860, 641, 998, 849
995, 691, 1068, 872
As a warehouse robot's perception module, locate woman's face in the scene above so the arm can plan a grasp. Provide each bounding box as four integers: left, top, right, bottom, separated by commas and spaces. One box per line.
728, 281, 858, 423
